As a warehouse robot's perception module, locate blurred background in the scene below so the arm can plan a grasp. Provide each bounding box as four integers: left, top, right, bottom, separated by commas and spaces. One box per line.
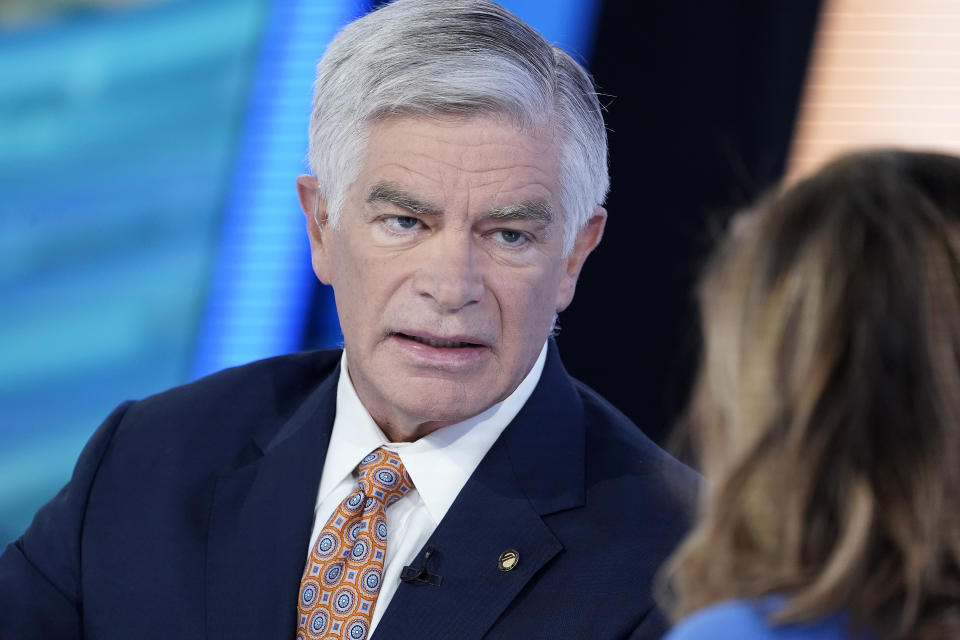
1, 0, 959, 545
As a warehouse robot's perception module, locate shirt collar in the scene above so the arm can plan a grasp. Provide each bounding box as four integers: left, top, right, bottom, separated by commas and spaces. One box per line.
316, 342, 549, 524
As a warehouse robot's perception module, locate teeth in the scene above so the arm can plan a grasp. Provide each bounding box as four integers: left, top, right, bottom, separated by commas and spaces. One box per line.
409, 335, 472, 348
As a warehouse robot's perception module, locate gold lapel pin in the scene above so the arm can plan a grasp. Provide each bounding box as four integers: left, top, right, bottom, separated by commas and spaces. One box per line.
498, 548, 519, 572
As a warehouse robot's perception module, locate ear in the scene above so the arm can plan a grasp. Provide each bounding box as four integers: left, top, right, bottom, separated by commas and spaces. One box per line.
555, 206, 606, 312
297, 174, 333, 284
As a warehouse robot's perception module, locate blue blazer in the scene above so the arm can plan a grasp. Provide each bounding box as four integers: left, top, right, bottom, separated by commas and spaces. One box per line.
0, 342, 697, 639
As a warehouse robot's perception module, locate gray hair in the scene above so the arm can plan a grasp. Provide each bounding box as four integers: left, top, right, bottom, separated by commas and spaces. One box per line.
308, 0, 609, 254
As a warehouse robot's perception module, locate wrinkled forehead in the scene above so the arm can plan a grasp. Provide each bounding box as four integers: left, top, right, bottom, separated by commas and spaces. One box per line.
351, 114, 563, 212
361, 106, 559, 156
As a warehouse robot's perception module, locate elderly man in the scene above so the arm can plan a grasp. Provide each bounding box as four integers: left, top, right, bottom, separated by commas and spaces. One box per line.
0, 1, 696, 638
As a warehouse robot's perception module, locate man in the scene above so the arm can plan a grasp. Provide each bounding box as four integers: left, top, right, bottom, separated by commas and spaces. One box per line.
0, 1, 696, 638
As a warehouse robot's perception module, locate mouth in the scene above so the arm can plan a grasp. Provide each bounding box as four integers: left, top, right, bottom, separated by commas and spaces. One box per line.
392, 332, 485, 349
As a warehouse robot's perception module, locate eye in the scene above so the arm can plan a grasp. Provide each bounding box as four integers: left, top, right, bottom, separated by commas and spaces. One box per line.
382, 215, 423, 232
493, 229, 529, 247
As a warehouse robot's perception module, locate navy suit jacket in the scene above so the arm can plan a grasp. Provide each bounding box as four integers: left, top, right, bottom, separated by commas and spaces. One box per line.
0, 342, 697, 639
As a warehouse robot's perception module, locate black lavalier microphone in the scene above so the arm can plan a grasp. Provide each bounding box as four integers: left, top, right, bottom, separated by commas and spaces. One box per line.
400, 543, 443, 586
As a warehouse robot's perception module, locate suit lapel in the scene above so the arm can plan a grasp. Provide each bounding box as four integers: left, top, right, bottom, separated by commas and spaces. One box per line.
375, 341, 585, 639
374, 435, 563, 640
205, 362, 340, 640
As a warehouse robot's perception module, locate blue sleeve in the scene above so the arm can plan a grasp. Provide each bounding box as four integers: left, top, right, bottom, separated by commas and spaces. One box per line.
663, 601, 780, 640
664, 600, 855, 640
0, 402, 131, 639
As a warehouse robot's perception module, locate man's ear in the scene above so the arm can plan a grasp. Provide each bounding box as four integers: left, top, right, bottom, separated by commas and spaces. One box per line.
555, 206, 607, 312
297, 174, 333, 285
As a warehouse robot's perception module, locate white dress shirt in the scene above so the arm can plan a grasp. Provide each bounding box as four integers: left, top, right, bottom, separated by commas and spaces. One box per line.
305, 342, 548, 634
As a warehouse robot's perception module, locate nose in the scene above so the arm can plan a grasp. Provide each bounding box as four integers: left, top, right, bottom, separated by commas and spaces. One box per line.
412, 233, 484, 312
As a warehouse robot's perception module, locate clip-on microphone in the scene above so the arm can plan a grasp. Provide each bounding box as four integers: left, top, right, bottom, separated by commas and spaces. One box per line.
400, 543, 443, 586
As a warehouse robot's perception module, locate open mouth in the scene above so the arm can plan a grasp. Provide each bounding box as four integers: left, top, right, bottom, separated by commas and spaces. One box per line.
394, 333, 483, 349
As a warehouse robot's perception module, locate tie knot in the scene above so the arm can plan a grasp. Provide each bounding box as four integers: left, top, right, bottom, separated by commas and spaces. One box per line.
357, 447, 414, 507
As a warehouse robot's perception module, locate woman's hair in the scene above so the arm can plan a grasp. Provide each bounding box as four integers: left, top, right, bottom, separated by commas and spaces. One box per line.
663, 149, 960, 639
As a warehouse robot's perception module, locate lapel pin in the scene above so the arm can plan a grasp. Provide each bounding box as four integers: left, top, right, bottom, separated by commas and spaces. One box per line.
498, 548, 519, 572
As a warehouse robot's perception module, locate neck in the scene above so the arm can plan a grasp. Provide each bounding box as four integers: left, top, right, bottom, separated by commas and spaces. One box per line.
373, 417, 455, 443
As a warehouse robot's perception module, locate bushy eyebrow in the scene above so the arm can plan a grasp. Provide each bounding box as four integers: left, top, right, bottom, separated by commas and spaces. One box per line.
366, 183, 441, 216
487, 199, 553, 225
366, 182, 553, 224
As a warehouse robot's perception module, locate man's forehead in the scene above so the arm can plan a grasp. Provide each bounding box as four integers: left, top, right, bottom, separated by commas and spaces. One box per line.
352, 116, 561, 208
362, 115, 558, 164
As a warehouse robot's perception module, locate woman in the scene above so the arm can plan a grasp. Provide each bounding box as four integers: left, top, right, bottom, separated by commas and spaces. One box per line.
662, 150, 960, 639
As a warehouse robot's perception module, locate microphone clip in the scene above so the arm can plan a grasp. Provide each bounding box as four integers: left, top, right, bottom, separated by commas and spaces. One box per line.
400, 543, 443, 586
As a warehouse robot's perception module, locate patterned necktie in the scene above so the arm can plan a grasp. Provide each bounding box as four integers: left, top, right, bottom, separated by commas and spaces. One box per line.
296, 448, 414, 640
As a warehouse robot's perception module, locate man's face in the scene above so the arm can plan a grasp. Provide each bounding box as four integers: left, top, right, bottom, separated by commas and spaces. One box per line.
298, 116, 605, 439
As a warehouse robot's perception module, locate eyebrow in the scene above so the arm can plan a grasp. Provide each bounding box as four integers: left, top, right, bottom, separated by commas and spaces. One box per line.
366, 182, 553, 224
366, 183, 442, 216
488, 199, 553, 225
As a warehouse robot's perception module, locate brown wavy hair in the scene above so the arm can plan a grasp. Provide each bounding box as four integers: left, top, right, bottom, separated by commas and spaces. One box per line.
662, 150, 960, 639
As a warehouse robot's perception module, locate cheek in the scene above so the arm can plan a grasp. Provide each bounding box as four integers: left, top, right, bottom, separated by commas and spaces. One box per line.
496, 268, 563, 337
328, 242, 378, 328
335, 248, 412, 330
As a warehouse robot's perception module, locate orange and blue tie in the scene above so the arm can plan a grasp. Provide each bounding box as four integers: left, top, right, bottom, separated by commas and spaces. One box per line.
296, 448, 414, 640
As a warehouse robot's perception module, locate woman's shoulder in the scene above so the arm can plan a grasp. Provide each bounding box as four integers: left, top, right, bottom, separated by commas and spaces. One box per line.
663, 599, 857, 640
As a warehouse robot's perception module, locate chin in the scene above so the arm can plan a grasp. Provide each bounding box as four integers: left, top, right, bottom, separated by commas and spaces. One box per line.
394, 385, 499, 426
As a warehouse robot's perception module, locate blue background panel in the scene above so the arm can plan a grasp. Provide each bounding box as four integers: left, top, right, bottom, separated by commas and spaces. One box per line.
191, 0, 369, 378
0, 0, 263, 543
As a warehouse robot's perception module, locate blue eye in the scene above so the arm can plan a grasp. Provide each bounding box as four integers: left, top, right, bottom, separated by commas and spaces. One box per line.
383, 215, 422, 232
495, 229, 527, 246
